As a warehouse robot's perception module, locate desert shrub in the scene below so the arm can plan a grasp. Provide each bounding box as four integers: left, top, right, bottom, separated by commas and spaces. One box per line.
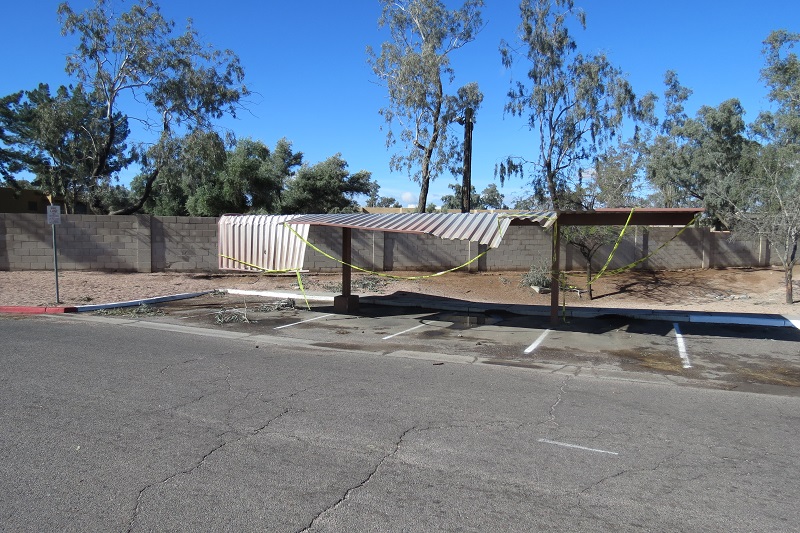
521, 259, 552, 288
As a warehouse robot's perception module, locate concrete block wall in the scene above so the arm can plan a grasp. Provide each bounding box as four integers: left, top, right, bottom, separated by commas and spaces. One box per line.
706, 231, 765, 268
561, 226, 664, 272
641, 227, 706, 270
302, 226, 384, 273
560, 226, 772, 272
0, 213, 217, 272
151, 216, 218, 272
485, 225, 550, 271
0, 212, 786, 273
0, 213, 51, 270
303, 228, 483, 273
0, 213, 143, 271
385, 232, 479, 271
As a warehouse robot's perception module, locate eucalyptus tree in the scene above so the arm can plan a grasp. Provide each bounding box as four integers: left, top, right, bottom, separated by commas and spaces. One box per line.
593, 140, 645, 208
368, 0, 485, 212
644, 71, 695, 208
440, 183, 506, 210
281, 154, 374, 214
647, 93, 753, 228
213, 137, 303, 214
57, 0, 248, 214
561, 150, 640, 300
133, 136, 304, 216
722, 30, 800, 304
439, 183, 480, 211
365, 182, 402, 208
498, 0, 651, 210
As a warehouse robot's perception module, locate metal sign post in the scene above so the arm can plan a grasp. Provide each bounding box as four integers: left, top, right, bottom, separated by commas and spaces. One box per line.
47, 205, 62, 304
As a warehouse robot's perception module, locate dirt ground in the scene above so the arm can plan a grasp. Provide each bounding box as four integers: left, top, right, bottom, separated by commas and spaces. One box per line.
1, 266, 798, 315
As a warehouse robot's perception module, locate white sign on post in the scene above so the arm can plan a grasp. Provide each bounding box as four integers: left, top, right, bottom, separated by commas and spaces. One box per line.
47, 205, 62, 225
47, 205, 62, 303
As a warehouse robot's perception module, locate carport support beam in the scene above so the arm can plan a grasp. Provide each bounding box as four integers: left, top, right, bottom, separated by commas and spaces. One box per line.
550, 221, 560, 326
334, 227, 359, 313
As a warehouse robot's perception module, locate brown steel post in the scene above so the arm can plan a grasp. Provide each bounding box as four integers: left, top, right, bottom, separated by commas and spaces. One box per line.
342, 227, 352, 297
550, 221, 560, 325
334, 226, 359, 312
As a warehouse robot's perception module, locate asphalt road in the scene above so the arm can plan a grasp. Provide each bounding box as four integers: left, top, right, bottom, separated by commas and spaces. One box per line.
2, 313, 799, 532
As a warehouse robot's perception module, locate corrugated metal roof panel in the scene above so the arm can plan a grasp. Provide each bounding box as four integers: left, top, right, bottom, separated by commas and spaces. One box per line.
218, 215, 309, 272
498, 211, 558, 228
288, 211, 556, 249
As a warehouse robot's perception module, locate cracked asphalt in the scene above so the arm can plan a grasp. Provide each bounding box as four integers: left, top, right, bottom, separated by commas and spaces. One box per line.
2, 312, 800, 532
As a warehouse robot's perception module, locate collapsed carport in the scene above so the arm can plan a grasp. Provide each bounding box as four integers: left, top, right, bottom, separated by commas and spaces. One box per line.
287, 208, 703, 324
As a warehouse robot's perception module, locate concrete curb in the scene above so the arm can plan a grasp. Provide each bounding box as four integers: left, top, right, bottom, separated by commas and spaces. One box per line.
73, 291, 214, 312
359, 295, 800, 330
0, 305, 78, 314
4, 288, 797, 330
211, 289, 800, 330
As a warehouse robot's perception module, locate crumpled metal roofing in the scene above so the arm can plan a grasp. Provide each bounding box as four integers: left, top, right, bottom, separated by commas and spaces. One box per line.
218, 214, 309, 272
288, 211, 557, 249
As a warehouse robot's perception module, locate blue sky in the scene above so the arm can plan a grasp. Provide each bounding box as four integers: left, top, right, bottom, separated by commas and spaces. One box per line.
2, 1, 797, 207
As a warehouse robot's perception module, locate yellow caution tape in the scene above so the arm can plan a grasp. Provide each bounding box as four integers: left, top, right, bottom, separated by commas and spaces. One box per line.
218, 254, 310, 310
555, 208, 700, 322
219, 254, 301, 274
281, 222, 493, 281
222, 211, 698, 318
586, 212, 701, 286
586, 208, 636, 286
219, 217, 503, 309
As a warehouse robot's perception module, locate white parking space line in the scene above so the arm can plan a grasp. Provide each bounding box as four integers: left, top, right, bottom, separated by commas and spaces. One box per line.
382, 323, 427, 340
673, 322, 692, 369
274, 314, 334, 330
538, 438, 619, 456
524, 329, 551, 354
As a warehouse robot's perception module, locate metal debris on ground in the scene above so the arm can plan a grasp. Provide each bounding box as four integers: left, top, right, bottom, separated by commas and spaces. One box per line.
214, 308, 250, 324
353, 275, 390, 292
305, 274, 390, 294
93, 303, 165, 317
254, 299, 296, 312
214, 299, 297, 325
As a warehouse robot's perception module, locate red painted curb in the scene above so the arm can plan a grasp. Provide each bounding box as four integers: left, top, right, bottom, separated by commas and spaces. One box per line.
46, 307, 78, 314
0, 306, 77, 314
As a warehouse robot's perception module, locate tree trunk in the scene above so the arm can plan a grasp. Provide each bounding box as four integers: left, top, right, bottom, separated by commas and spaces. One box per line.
417, 177, 429, 213
586, 261, 593, 300
110, 167, 160, 215
546, 165, 559, 210
787, 240, 797, 304
415, 76, 443, 214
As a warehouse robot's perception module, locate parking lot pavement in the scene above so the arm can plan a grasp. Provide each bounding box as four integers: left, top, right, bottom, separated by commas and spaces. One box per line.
79, 292, 800, 395
5, 313, 800, 532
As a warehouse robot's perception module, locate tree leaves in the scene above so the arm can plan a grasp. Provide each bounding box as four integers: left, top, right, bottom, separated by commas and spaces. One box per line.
281, 154, 374, 215
56, 0, 248, 214
499, 0, 645, 210
368, 0, 485, 212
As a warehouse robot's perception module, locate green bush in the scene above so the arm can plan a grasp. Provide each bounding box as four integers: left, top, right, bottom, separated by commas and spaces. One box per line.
521, 260, 552, 288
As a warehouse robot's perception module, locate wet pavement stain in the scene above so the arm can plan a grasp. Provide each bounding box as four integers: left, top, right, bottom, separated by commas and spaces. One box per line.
729, 366, 800, 388
609, 349, 689, 374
